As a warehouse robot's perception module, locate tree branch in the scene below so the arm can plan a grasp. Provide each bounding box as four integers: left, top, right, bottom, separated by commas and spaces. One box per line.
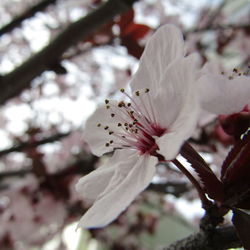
0, 0, 138, 105
0, 131, 70, 158
0, 0, 58, 36
0, 168, 31, 180
0, 153, 97, 182
164, 226, 242, 250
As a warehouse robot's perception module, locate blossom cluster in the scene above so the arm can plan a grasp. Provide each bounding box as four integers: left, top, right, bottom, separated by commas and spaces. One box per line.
76, 25, 250, 229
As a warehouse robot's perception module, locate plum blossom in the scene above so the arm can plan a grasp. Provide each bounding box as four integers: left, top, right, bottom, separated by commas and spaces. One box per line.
198, 64, 250, 115
76, 25, 200, 228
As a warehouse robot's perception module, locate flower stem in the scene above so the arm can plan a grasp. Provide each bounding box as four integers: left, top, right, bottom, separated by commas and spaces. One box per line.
172, 159, 211, 207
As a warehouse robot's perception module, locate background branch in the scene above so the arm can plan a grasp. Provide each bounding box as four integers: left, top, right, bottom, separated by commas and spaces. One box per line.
148, 182, 189, 197
0, 131, 70, 158
0, 0, 138, 105
0, 0, 58, 36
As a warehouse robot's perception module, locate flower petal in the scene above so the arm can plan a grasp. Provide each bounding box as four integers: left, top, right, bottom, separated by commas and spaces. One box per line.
75, 153, 120, 202
83, 105, 119, 156
77, 149, 157, 228
155, 54, 201, 159
156, 96, 200, 160
198, 74, 250, 115
130, 25, 185, 92
153, 53, 200, 129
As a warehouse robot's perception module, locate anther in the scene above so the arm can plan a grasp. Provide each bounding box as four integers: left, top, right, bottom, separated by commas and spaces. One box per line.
118, 123, 122, 127
233, 68, 238, 73
105, 143, 110, 147
120, 88, 125, 93
106, 105, 110, 109
104, 126, 109, 130
97, 123, 101, 127
105, 99, 109, 104
145, 88, 149, 93
118, 101, 125, 107
109, 131, 114, 135
111, 113, 115, 117
127, 103, 131, 107
110, 140, 113, 144
135, 90, 140, 96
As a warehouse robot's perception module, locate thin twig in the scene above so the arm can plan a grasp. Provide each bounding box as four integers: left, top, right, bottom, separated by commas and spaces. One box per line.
0, 0, 58, 36
0, 131, 70, 158
0, 0, 138, 105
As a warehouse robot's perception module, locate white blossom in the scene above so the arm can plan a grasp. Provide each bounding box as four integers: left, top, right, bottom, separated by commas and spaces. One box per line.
198, 64, 250, 115
76, 25, 200, 228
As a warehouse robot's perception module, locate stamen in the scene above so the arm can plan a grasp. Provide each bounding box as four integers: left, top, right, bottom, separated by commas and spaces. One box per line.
100, 87, 166, 155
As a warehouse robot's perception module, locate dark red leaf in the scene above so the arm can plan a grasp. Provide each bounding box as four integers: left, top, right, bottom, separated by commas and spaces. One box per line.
122, 23, 151, 41
220, 131, 250, 208
221, 130, 250, 183
232, 208, 250, 250
117, 9, 134, 31
220, 112, 250, 139
121, 37, 144, 59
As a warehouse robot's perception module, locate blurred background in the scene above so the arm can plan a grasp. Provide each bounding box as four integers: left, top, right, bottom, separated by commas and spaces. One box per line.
0, 0, 249, 249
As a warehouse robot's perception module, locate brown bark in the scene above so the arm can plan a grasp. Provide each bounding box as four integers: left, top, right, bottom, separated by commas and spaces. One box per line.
0, 0, 138, 105
0, 0, 58, 36
164, 226, 242, 250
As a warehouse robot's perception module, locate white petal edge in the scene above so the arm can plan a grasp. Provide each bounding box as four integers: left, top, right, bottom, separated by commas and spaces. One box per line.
75, 151, 124, 202
77, 149, 157, 229
130, 25, 185, 92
